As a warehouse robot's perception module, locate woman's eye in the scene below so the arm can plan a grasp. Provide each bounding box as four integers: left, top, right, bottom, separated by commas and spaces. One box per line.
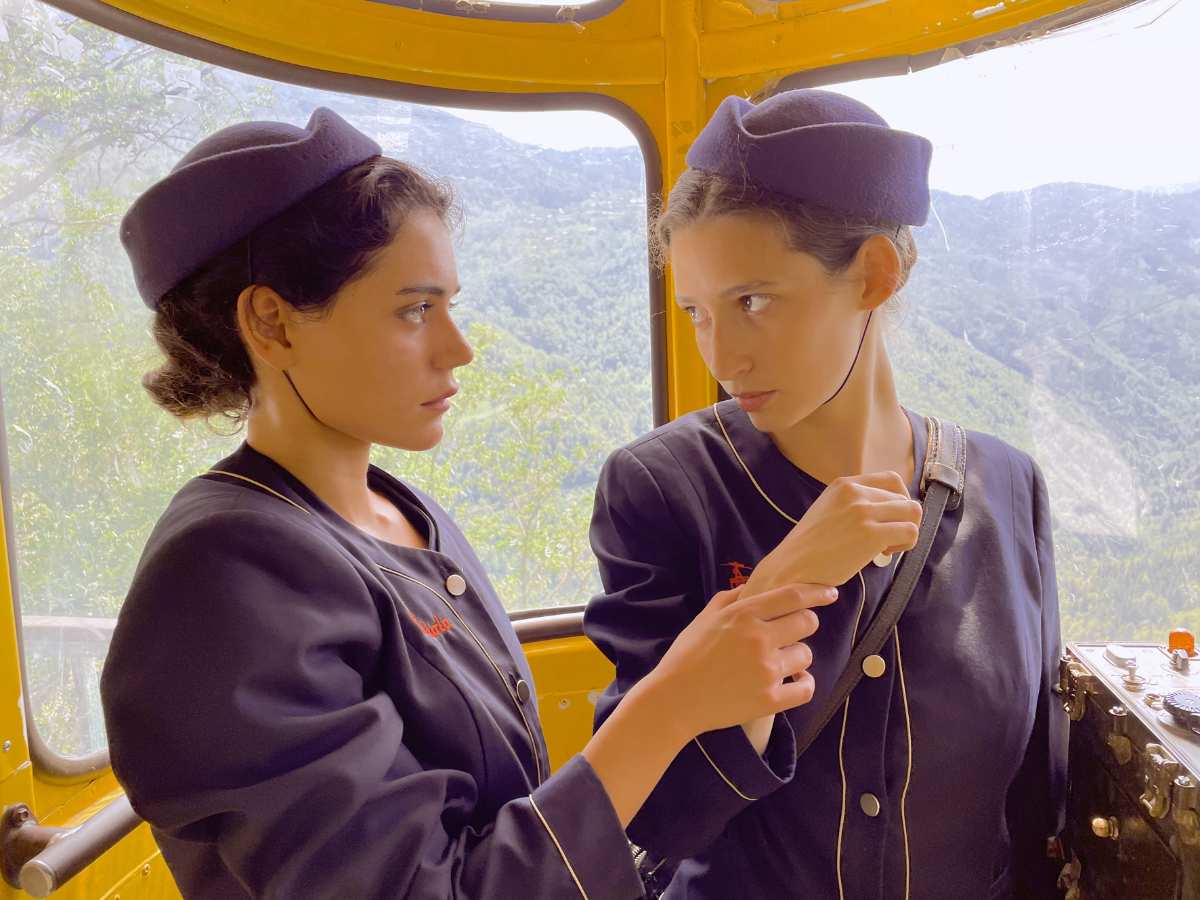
684, 306, 708, 325
399, 302, 433, 324
741, 294, 772, 314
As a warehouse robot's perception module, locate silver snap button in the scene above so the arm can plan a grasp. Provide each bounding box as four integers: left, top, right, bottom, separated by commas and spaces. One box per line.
860, 793, 881, 817
872, 552, 892, 567
862, 655, 887, 678
445, 573, 467, 596
515, 679, 532, 704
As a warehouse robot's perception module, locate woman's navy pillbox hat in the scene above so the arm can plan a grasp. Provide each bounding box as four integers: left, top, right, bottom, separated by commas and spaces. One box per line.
685, 90, 933, 226
120, 107, 382, 309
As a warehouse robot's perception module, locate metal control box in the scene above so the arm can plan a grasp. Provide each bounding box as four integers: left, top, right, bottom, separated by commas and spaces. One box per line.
1062, 642, 1200, 899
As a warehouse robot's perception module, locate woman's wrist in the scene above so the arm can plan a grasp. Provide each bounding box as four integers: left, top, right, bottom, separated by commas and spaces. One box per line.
582, 669, 695, 827
741, 555, 781, 599
629, 667, 699, 752
741, 715, 775, 755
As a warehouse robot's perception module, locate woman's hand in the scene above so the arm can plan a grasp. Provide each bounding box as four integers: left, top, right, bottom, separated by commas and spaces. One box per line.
645, 583, 837, 740
744, 471, 922, 595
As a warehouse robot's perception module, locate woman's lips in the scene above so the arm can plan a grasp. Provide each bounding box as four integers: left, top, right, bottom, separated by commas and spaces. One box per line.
733, 390, 776, 413
422, 388, 458, 413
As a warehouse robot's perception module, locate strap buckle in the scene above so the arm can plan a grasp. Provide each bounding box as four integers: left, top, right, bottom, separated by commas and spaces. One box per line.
920, 417, 966, 511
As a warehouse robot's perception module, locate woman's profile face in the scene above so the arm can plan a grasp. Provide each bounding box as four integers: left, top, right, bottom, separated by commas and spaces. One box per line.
670, 211, 872, 433
283, 206, 473, 451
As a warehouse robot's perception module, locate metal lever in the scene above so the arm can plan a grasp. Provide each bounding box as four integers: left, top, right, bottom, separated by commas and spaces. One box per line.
1, 797, 141, 897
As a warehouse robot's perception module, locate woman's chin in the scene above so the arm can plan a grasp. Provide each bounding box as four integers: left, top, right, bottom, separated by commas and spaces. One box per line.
376, 422, 445, 453
744, 399, 815, 435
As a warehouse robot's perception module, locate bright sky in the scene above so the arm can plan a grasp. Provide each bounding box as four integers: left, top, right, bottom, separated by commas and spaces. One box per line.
452, 0, 1198, 198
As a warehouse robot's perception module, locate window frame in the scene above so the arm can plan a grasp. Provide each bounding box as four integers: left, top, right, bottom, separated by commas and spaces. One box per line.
365, 0, 625, 25
10, 0, 665, 779
766, 0, 1151, 94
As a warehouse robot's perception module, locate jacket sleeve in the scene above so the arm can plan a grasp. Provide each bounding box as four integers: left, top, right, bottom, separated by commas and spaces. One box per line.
101, 507, 642, 900
1006, 460, 1070, 899
584, 447, 797, 860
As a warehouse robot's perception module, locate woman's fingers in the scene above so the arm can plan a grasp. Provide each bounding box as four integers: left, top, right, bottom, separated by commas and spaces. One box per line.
777, 640, 813, 676
873, 520, 921, 553
764, 608, 821, 646
869, 497, 923, 524
847, 471, 910, 496
744, 583, 838, 621
773, 671, 816, 710
706, 586, 743, 609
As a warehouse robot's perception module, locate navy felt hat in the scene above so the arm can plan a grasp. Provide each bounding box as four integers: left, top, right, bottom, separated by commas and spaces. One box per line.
121, 107, 382, 309
686, 90, 933, 226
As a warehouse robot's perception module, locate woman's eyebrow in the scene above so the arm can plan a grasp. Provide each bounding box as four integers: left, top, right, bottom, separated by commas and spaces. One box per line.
675, 280, 778, 306
395, 284, 462, 297
720, 280, 776, 297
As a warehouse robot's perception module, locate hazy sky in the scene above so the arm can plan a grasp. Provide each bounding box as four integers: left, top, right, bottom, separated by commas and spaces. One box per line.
452, 0, 1198, 198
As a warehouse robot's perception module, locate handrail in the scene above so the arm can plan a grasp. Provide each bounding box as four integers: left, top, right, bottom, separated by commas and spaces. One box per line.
1, 796, 141, 897
513, 610, 586, 644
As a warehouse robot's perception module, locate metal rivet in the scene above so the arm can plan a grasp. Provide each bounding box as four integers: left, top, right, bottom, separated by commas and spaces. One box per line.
557, 698, 570, 710
142, 864, 151, 877
2, 740, 11, 753
445, 573, 467, 597
860, 793, 881, 817
862, 655, 887, 679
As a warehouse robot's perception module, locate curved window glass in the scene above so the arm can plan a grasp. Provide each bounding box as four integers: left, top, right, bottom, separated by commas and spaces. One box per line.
828, 0, 1199, 643
1, 2, 650, 759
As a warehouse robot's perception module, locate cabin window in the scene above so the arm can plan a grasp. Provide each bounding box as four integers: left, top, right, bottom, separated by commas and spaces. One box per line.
820, 0, 1198, 643
0, 2, 652, 763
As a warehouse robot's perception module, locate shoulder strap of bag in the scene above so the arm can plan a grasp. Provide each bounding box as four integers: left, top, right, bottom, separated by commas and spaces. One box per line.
794, 416, 966, 755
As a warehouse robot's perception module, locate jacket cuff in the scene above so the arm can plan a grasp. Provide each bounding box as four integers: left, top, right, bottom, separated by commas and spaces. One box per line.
693, 715, 797, 801
529, 754, 643, 900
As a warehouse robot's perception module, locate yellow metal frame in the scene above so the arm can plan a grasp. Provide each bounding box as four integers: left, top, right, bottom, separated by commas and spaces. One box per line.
2, 0, 1147, 895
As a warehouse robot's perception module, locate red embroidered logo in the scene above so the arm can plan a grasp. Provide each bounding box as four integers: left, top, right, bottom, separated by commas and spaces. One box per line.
723, 561, 753, 589
409, 611, 454, 639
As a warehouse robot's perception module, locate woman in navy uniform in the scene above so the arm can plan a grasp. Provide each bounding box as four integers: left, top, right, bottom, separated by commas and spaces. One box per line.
100, 108, 837, 900
585, 90, 1069, 899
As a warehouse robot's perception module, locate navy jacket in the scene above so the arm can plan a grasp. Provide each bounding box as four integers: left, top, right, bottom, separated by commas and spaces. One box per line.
101, 443, 643, 900
585, 401, 1068, 900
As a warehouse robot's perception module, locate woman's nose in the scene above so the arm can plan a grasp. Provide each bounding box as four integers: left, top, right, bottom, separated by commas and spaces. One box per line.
441, 318, 474, 369
704, 319, 751, 383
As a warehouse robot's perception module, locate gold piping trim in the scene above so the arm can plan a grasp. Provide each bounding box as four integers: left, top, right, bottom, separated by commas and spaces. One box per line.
895, 627, 914, 900
693, 735, 756, 802
835, 571, 869, 900
204, 469, 310, 514
717, 401, 916, 897
714, 404, 799, 525
378, 564, 545, 784
529, 795, 589, 900
201, 470, 556, 784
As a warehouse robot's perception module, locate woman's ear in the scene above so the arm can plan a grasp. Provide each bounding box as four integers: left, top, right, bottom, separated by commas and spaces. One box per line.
853, 233, 903, 311
236, 285, 297, 371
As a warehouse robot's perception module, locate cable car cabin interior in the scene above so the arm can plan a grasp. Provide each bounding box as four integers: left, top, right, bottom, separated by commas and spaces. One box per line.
0, 0, 1196, 897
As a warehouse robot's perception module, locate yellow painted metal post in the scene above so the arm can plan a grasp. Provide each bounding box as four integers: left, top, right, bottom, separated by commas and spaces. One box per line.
661, 0, 719, 419
0, 485, 34, 900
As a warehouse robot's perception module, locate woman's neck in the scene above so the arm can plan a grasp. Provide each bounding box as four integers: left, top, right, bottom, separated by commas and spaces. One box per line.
770, 327, 915, 489
244, 388, 379, 525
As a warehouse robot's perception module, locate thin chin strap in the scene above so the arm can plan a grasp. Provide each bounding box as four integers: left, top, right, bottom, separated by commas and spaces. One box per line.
249, 241, 326, 431
820, 309, 873, 408
282, 370, 327, 428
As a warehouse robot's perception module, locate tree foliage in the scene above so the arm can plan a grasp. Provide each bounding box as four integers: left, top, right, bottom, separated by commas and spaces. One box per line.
2, 3, 1197, 757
